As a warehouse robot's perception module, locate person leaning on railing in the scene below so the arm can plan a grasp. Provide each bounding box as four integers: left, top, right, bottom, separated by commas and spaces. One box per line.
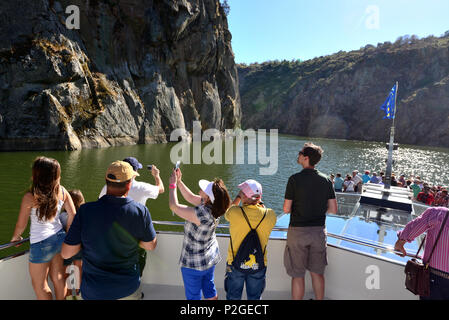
10, 156, 76, 300
394, 207, 449, 300
168, 168, 231, 300
224, 179, 277, 300
99, 156, 164, 280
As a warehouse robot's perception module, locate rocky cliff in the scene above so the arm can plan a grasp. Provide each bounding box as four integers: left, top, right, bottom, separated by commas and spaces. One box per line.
238, 35, 449, 148
0, 0, 241, 151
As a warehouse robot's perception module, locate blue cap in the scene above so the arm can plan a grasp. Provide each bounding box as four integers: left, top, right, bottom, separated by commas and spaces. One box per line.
123, 157, 143, 172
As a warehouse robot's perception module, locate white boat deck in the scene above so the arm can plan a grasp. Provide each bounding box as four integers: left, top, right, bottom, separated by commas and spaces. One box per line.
0, 205, 422, 300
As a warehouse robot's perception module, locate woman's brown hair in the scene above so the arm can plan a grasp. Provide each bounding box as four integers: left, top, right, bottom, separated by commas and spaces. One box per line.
210, 178, 231, 219
30, 157, 61, 222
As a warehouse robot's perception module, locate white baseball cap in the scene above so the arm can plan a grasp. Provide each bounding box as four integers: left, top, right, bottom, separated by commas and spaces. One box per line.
199, 179, 215, 203
238, 179, 262, 199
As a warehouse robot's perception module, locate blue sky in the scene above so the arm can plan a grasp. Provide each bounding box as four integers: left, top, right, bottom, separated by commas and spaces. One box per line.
226, 0, 449, 64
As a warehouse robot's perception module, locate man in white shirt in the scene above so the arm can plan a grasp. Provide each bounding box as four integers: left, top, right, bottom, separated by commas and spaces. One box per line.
352, 170, 363, 193
99, 157, 164, 205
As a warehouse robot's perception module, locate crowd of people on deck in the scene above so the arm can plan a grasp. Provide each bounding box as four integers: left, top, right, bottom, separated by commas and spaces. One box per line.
329, 170, 449, 208
9, 144, 449, 301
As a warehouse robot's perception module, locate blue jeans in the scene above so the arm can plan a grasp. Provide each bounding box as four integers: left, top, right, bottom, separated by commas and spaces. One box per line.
180, 266, 217, 300
224, 264, 266, 300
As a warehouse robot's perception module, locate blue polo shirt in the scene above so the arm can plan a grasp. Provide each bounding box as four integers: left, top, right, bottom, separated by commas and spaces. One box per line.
64, 195, 157, 300
333, 177, 344, 190
362, 174, 371, 184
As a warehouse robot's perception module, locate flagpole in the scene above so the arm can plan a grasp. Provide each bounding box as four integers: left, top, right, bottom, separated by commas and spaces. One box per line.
384, 81, 398, 189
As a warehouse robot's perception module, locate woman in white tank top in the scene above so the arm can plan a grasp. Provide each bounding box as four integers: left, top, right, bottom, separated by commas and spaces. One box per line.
11, 157, 76, 300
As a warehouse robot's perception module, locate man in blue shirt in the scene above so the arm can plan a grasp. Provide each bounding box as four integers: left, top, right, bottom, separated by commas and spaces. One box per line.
62, 161, 157, 300
333, 173, 344, 192
370, 172, 381, 184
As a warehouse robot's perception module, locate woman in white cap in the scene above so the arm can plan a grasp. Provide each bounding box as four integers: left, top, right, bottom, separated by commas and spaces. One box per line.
168, 168, 231, 300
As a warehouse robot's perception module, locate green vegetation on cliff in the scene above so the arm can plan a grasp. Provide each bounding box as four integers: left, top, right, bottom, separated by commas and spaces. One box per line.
237, 33, 449, 148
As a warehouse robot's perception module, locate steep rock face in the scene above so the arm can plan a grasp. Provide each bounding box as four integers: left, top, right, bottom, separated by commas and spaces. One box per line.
238, 36, 449, 148
0, 0, 241, 151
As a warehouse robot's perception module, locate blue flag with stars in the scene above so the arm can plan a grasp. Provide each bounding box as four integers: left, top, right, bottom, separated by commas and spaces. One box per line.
380, 84, 397, 119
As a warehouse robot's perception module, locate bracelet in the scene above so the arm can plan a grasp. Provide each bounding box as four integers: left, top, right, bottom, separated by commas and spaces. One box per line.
169, 183, 177, 189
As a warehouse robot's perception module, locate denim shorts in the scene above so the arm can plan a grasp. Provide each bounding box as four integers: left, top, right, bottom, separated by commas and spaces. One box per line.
180, 266, 217, 300
29, 230, 66, 264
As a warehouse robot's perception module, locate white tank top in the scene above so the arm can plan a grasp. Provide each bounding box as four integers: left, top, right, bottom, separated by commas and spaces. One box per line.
30, 199, 64, 244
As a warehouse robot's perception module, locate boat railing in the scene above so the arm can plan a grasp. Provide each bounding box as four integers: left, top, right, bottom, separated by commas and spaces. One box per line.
0, 237, 31, 262
153, 220, 422, 260
1, 220, 420, 262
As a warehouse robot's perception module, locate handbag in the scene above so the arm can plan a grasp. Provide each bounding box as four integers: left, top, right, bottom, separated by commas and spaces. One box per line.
404, 211, 449, 296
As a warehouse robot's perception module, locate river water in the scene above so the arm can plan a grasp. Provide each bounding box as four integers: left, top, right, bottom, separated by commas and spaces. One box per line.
1, 134, 449, 255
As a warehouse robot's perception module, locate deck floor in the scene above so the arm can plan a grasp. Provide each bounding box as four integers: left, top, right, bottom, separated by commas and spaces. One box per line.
140, 284, 321, 300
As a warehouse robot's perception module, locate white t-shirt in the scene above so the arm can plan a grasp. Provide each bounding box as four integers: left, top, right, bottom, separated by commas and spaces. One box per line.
344, 180, 355, 192
99, 180, 159, 206
352, 174, 363, 186
30, 199, 64, 244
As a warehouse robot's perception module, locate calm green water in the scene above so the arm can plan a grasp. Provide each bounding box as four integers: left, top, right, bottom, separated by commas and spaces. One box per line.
2, 134, 449, 257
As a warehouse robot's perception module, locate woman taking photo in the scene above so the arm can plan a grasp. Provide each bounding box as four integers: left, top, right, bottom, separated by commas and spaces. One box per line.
168, 168, 230, 300
11, 157, 76, 300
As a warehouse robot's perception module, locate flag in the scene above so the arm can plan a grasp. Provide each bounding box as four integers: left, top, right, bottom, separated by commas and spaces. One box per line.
380, 84, 397, 119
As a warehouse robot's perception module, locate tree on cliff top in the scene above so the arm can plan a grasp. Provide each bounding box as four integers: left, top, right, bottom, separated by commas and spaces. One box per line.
220, 0, 230, 16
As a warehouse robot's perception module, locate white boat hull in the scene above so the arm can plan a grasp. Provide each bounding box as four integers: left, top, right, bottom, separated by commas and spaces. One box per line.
0, 231, 417, 300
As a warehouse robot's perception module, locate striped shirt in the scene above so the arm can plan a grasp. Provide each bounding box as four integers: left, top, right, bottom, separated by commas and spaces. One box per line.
179, 203, 221, 271
398, 207, 449, 273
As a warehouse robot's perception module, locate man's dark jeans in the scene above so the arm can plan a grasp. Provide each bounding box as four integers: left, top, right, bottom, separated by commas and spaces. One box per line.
420, 272, 449, 300
139, 248, 147, 277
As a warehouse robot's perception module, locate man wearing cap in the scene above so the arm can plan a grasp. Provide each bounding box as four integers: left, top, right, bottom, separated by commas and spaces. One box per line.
99, 156, 164, 205
224, 179, 277, 300
99, 157, 163, 280
62, 161, 157, 300
283, 143, 337, 300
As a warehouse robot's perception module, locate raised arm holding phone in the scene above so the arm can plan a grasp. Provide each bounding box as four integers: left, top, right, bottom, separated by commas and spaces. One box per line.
168, 165, 231, 300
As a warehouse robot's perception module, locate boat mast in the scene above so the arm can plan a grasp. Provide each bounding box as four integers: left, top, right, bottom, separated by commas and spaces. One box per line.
384, 81, 398, 189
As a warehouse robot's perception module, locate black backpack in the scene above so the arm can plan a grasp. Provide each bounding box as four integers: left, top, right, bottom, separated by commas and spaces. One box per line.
230, 207, 267, 274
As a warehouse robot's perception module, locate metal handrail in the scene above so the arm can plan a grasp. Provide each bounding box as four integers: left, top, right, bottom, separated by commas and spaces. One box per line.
153, 220, 421, 259
0, 238, 30, 251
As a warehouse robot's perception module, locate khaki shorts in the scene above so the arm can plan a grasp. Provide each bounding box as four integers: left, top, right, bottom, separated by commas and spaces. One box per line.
79, 286, 142, 300
284, 226, 328, 278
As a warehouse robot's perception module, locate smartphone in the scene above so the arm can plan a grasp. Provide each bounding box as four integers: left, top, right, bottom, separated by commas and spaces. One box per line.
147, 165, 153, 170
174, 161, 180, 170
